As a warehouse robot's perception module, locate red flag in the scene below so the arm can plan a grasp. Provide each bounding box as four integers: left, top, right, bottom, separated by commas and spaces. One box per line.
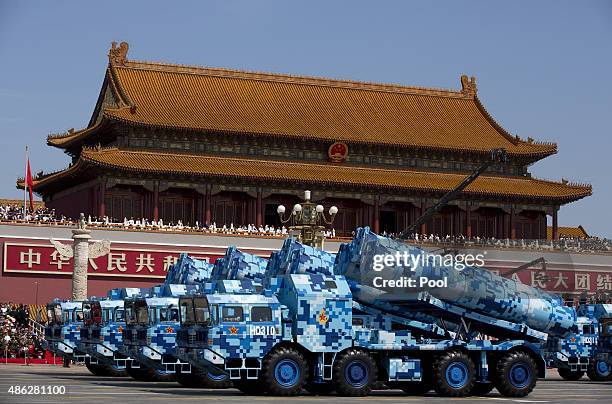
25, 157, 34, 211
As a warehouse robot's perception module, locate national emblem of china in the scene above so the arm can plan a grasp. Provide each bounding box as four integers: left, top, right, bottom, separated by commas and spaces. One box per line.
328, 142, 348, 163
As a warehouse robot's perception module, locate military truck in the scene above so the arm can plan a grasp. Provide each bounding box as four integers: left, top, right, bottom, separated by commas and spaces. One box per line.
585, 304, 612, 381
78, 297, 127, 376
175, 229, 582, 397
44, 300, 84, 364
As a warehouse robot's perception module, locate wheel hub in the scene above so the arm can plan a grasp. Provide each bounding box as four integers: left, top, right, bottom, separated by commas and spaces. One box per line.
446, 362, 468, 388
345, 360, 368, 387
275, 359, 299, 387
509, 363, 531, 388
596, 361, 610, 376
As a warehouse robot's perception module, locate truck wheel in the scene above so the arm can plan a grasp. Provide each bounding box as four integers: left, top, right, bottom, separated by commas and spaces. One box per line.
586, 360, 611, 381
175, 368, 230, 388
85, 362, 108, 376
558, 368, 585, 381
261, 347, 307, 395
100, 364, 127, 377
333, 349, 377, 396
432, 351, 475, 397
126, 364, 175, 382
470, 382, 495, 396
400, 381, 432, 395
494, 351, 537, 397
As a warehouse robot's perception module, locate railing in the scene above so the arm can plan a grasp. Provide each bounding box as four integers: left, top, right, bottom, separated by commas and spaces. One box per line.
28, 318, 45, 338
403, 236, 612, 254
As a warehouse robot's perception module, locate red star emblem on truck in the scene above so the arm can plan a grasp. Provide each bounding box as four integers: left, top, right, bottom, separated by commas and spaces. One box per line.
229, 326, 238, 335
317, 308, 329, 326
117, 325, 123, 333
166, 326, 174, 333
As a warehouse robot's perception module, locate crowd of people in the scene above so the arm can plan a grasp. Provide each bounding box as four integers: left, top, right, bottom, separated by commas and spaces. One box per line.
0, 303, 46, 360
396, 232, 612, 253
0, 203, 609, 253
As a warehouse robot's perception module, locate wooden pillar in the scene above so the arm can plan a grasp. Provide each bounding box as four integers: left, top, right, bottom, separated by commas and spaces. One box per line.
552, 207, 559, 240
420, 200, 427, 235
510, 205, 516, 240
98, 180, 106, 218
205, 186, 211, 225
256, 190, 263, 227
153, 181, 159, 222
372, 198, 380, 233
465, 202, 472, 238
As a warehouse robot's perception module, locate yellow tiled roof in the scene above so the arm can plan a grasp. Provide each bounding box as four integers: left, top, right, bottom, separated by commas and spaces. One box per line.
30, 148, 590, 203
48, 44, 557, 157
547, 225, 590, 239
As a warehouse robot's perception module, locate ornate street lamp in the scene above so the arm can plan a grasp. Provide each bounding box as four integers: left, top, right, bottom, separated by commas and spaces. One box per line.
277, 190, 338, 248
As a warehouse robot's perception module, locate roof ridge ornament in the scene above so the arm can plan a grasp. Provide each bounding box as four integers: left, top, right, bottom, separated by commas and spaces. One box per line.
460, 74, 477, 98
109, 41, 129, 66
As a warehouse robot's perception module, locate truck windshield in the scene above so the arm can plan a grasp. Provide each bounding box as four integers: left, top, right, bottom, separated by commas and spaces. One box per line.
114, 308, 125, 322
194, 297, 211, 325
48, 304, 62, 325
135, 300, 149, 325
125, 301, 137, 325
180, 298, 195, 326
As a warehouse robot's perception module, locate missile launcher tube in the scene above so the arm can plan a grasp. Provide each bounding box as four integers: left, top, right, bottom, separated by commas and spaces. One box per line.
334, 228, 576, 337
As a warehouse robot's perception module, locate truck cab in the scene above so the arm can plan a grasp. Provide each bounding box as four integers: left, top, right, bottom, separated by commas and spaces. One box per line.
593, 314, 612, 381
78, 299, 126, 376
176, 293, 282, 392
44, 300, 83, 360
120, 296, 178, 381
547, 315, 597, 380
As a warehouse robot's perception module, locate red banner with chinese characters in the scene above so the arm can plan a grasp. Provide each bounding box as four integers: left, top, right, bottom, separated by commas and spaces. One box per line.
2, 242, 267, 279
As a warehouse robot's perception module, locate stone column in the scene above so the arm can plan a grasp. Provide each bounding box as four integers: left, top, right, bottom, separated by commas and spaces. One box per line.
71, 228, 91, 301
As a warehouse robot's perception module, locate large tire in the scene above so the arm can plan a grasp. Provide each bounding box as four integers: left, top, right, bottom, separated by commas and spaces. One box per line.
260, 346, 307, 396
85, 362, 108, 376
471, 382, 495, 396
586, 360, 611, 381
558, 368, 585, 381
494, 351, 537, 397
126, 364, 175, 382
432, 351, 475, 397
333, 349, 377, 397
175, 368, 231, 388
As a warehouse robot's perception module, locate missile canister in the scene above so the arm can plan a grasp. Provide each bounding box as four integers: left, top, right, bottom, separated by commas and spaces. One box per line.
334, 227, 576, 337
212, 246, 268, 283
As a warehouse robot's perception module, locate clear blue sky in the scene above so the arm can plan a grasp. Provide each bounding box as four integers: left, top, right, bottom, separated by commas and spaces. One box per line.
0, 1, 610, 237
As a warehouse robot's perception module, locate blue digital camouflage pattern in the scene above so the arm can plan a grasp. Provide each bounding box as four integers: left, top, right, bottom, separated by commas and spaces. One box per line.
265, 238, 336, 278
277, 273, 352, 352
204, 294, 282, 366
166, 253, 214, 285
335, 227, 577, 338
386, 357, 421, 381
212, 246, 267, 284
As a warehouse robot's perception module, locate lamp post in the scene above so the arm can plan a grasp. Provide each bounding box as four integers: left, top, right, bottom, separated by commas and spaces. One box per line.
277, 190, 338, 248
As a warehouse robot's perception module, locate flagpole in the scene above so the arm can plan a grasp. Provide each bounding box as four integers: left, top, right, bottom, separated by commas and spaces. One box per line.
24, 146, 28, 220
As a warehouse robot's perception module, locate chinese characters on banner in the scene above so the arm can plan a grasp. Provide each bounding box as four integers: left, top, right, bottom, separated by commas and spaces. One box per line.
3, 242, 611, 294
3, 243, 271, 279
